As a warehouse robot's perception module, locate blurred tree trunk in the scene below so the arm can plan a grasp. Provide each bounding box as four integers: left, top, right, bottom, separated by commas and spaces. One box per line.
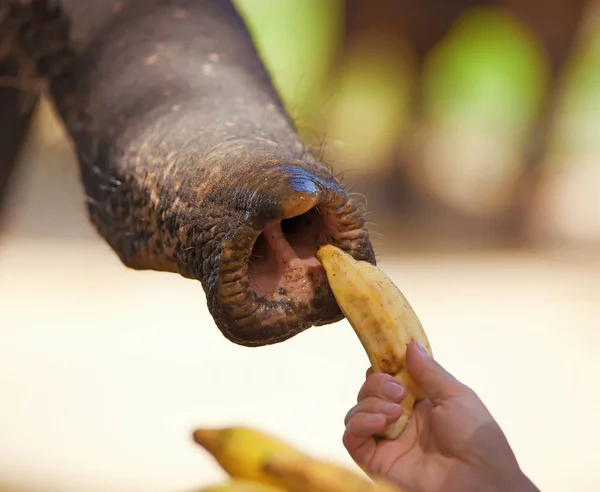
324, 0, 591, 248
325, 0, 488, 230
503, 0, 592, 241
0, 59, 38, 229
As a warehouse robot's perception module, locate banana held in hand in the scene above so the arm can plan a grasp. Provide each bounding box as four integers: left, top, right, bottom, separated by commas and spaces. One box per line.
316, 244, 433, 440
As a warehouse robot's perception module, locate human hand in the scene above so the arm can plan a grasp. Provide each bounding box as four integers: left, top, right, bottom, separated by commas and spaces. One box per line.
343, 341, 539, 492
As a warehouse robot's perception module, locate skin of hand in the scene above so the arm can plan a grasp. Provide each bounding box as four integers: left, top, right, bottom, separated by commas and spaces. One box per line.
343, 341, 540, 492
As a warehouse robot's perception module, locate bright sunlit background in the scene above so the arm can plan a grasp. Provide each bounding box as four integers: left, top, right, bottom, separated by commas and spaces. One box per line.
1, 1, 599, 491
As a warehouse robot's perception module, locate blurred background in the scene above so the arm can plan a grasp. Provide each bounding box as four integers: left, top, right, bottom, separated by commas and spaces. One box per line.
0, 0, 598, 491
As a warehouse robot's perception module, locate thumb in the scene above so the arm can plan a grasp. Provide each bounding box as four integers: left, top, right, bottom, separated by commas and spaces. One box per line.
406, 341, 466, 404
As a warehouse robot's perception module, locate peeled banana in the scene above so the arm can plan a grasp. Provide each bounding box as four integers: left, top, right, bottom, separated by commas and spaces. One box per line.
316, 244, 433, 439
193, 426, 401, 492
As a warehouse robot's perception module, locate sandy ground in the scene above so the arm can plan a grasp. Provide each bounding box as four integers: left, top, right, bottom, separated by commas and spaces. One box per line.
1, 233, 599, 492
0, 137, 599, 492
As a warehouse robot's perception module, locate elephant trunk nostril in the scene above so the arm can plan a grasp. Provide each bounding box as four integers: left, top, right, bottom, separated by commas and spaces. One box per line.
210, 162, 376, 347
248, 205, 328, 301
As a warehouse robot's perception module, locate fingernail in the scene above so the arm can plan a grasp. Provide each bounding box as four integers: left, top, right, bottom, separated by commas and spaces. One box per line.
380, 401, 403, 415
381, 381, 405, 401
416, 341, 427, 354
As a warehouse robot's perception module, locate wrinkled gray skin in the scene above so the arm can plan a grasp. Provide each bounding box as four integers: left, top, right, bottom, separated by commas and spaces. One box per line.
0, 0, 376, 346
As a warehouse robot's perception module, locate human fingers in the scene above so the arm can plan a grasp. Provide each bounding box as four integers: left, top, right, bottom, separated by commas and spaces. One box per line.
406, 341, 468, 404
344, 396, 404, 427
344, 373, 407, 470
357, 372, 406, 403
342, 412, 386, 468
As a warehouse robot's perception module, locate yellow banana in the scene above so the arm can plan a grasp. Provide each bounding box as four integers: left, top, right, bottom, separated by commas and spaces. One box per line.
197, 478, 286, 491
193, 426, 304, 487
263, 454, 400, 492
316, 244, 433, 439
192, 426, 401, 492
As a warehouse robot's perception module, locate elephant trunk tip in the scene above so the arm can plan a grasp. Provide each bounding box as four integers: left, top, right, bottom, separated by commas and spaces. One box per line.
214, 173, 375, 347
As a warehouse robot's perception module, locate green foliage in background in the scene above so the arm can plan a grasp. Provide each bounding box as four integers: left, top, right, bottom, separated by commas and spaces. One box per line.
235, 1, 599, 160
554, 17, 600, 156
321, 48, 413, 161
234, 0, 343, 125
423, 7, 550, 143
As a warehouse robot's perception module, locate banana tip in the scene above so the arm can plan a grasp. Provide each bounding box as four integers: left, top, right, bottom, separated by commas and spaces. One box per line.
193, 428, 222, 451
315, 244, 333, 262
316, 243, 350, 265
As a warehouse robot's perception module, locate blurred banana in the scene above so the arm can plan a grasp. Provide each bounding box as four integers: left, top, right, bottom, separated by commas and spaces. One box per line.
193, 426, 304, 487
263, 455, 400, 492
197, 478, 286, 491
192, 426, 400, 492
316, 244, 433, 439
